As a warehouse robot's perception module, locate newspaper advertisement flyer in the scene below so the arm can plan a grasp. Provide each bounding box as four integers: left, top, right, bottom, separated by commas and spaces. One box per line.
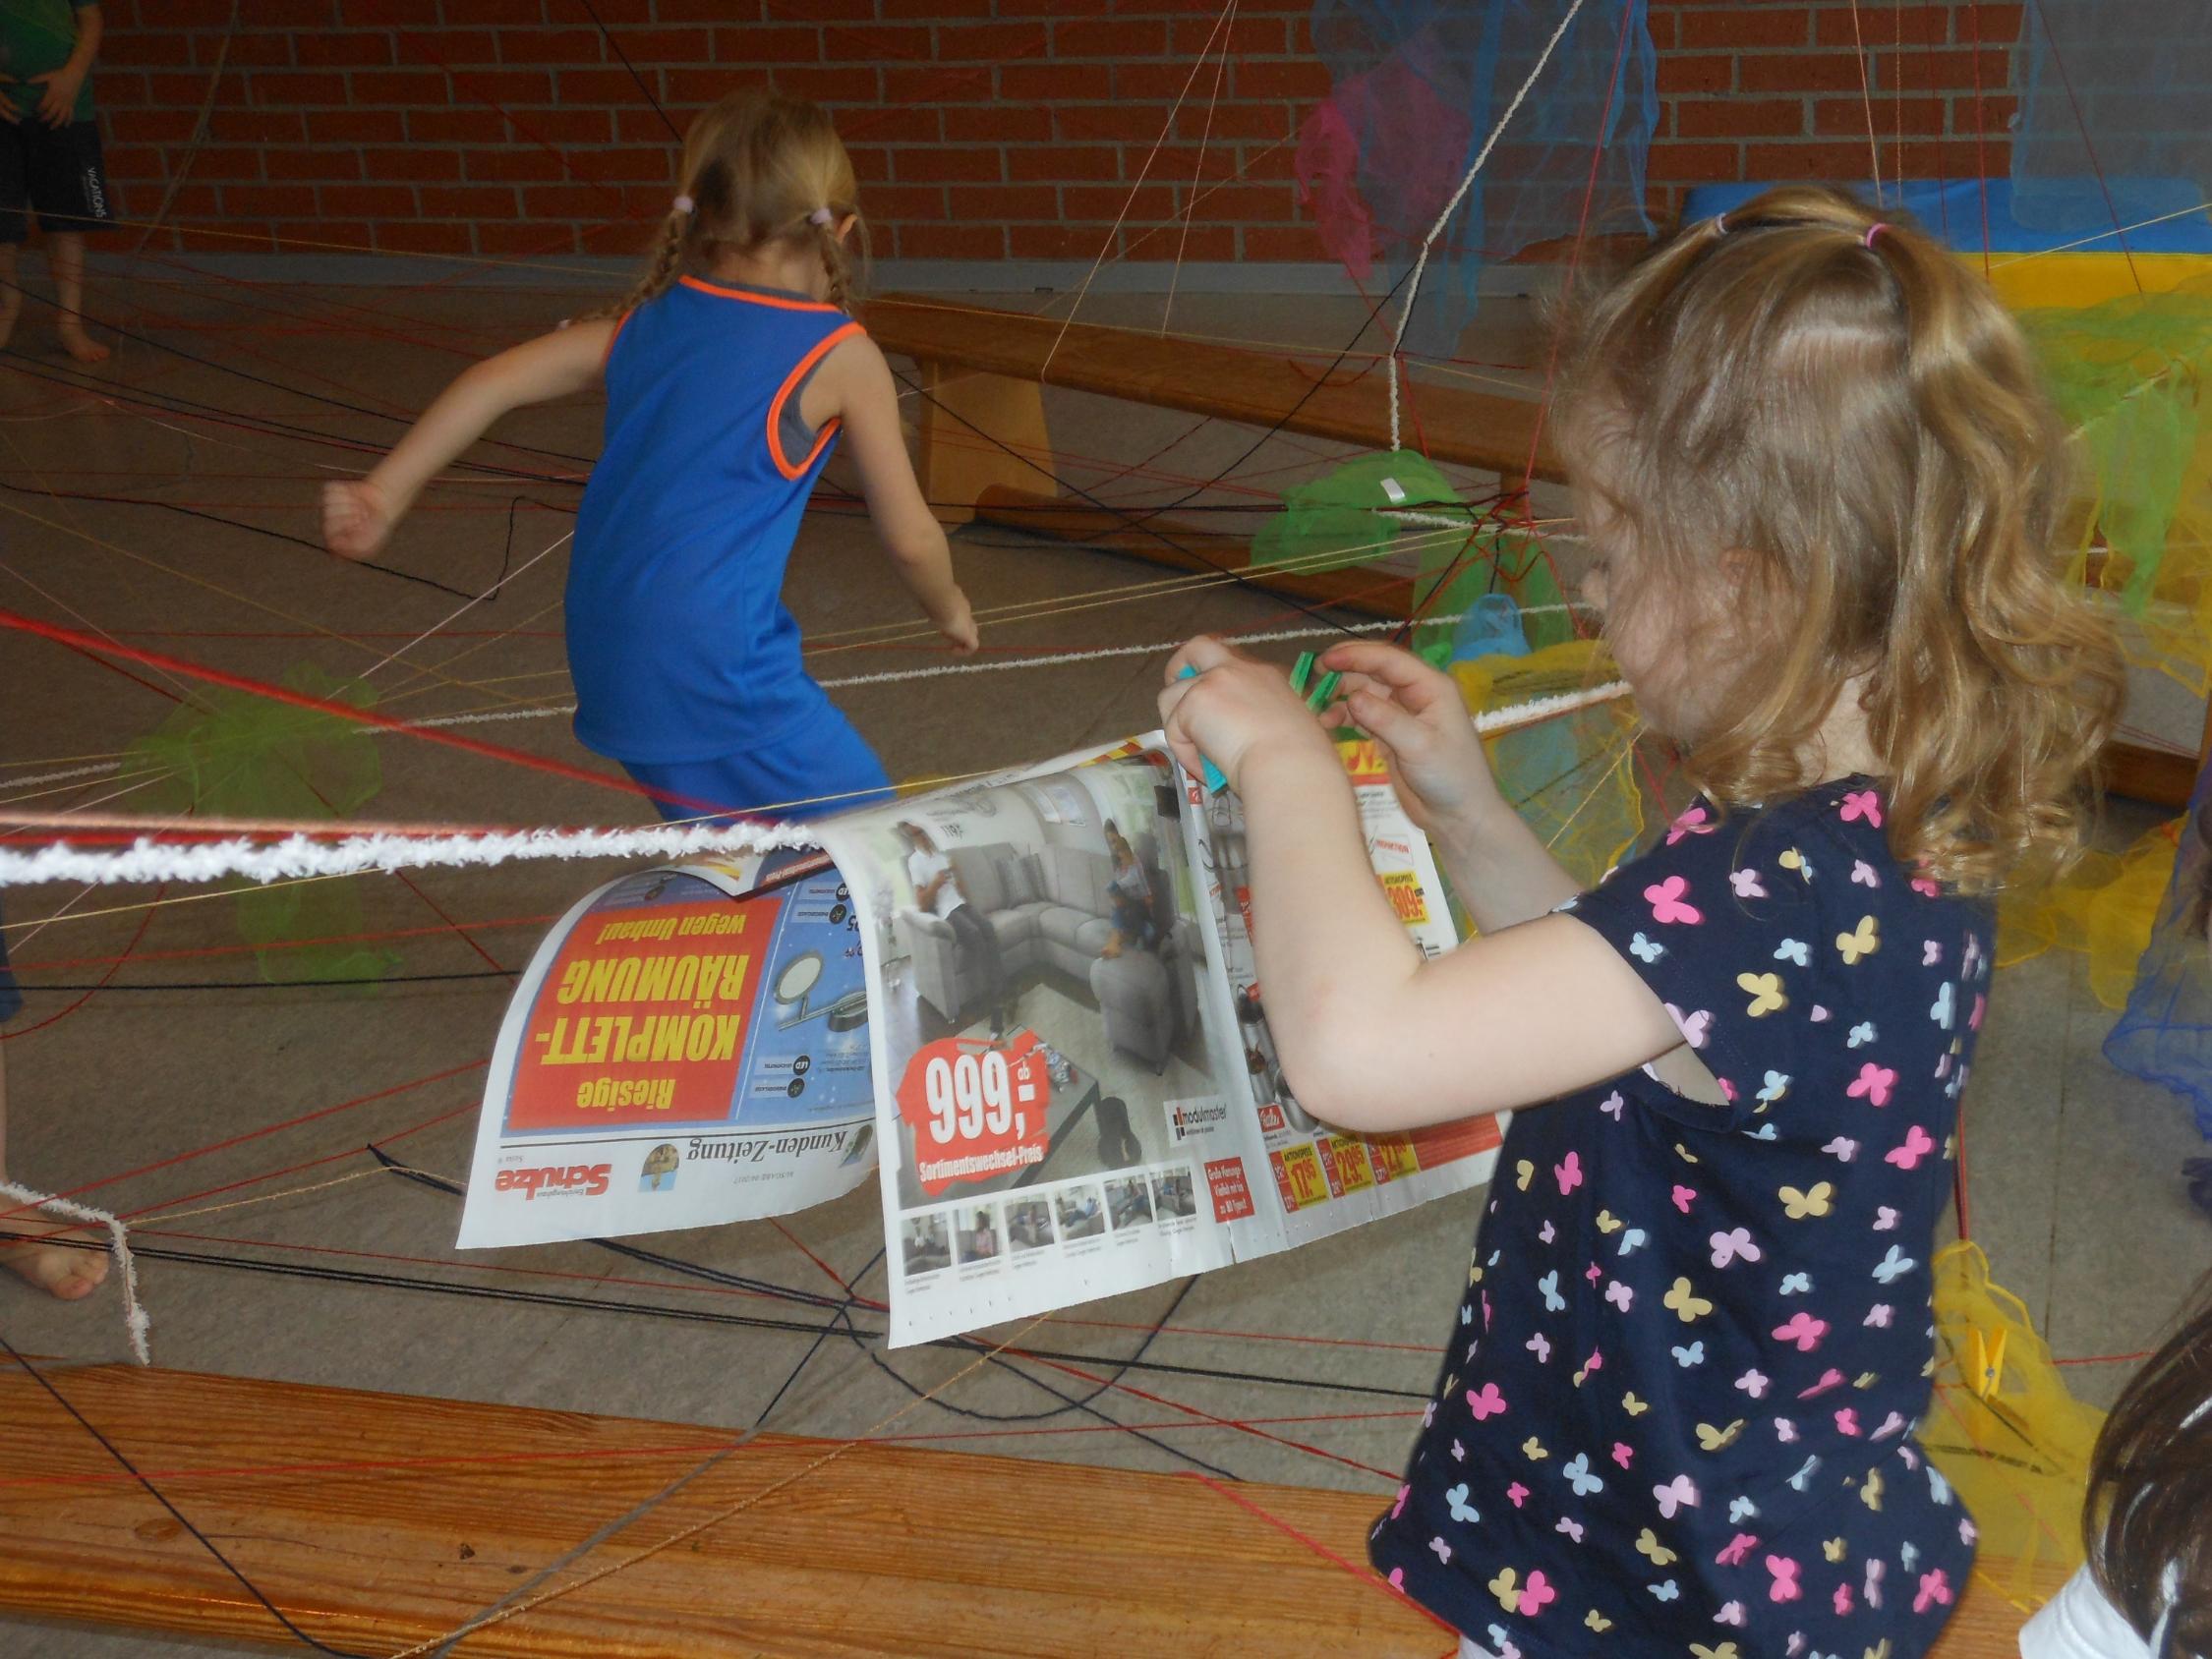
819, 734, 1503, 1348
456, 847, 879, 1249
1187, 732, 1506, 1258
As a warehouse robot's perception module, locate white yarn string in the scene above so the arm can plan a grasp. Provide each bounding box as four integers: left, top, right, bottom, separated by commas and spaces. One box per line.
1386, 0, 1590, 451
0, 682, 1630, 888
0, 1181, 150, 1364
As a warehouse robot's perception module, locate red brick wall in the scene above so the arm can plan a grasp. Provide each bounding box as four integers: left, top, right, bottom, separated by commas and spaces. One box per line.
91, 1, 2017, 266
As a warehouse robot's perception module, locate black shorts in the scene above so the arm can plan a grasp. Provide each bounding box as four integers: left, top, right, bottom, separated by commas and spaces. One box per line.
0, 118, 117, 244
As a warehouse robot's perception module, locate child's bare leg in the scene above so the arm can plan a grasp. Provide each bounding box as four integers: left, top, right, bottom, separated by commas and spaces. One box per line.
0, 245, 20, 354
0, 1044, 110, 1300
48, 232, 105, 363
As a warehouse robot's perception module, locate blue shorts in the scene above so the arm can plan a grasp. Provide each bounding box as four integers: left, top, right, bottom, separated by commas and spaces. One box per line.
619, 708, 894, 825
0, 893, 21, 1025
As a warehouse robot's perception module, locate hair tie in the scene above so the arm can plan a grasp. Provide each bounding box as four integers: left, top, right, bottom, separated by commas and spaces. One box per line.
671, 195, 695, 216
808, 206, 836, 229
1712, 211, 1728, 236
1864, 221, 1888, 249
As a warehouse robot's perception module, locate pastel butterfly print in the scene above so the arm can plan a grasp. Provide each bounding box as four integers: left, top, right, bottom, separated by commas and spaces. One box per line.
1690, 1645, 1740, 1659
1835, 915, 1881, 964
1774, 1312, 1830, 1352
1522, 1437, 1549, 1460
1930, 982, 1954, 1030
1864, 1303, 1894, 1328
1734, 1367, 1770, 1400
1873, 1244, 1917, 1284
1779, 1271, 1811, 1295
1629, 932, 1665, 963
1717, 1534, 1759, 1571
1617, 1228, 1648, 1257
1887, 1124, 1937, 1170
1636, 1527, 1678, 1567
1666, 805, 1715, 844
1600, 1090, 1626, 1120
1779, 1181, 1834, 1219
1823, 1536, 1847, 1564
1672, 1341, 1706, 1367
1557, 1516, 1586, 1543
1604, 1281, 1634, 1312
1595, 1211, 1623, 1235
1840, 788, 1883, 827
1467, 1383, 1508, 1420
1767, 1556, 1803, 1604
1445, 1482, 1480, 1524
1514, 1160, 1534, 1190
1737, 971, 1787, 1016
1527, 1333, 1552, 1363
1672, 1183, 1698, 1212
1862, 1471, 1887, 1514
1539, 1220, 1555, 1243
1561, 1453, 1604, 1496
1488, 1567, 1522, 1612
1486, 1626, 1520, 1659
1517, 1570, 1559, 1616
1451, 1439, 1466, 1461
1695, 1418, 1745, 1452
1653, 1473, 1700, 1518
1914, 1569, 1955, 1615
1795, 1368, 1845, 1400
1507, 1481, 1530, 1506
1714, 1600, 1748, 1627
1778, 845, 1811, 877
1847, 1020, 1877, 1049
1729, 867, 1767, 899
1790, 1457, 1825, 1494
1622, 1392, 1650, 1415
1847, 1061, 1897, 1106
1822, 1136, 1859, 1162
1428, 1535, 1452, 1564
1555, 1150, 1583, 1194
1759, 1070, 1791, 1105
1710, 1227, 1761, 1268
1834, 1407, 1862, 1437
1650, 1579, 1681, 1602
1645, 875, 1703, 925
1664, 1278, 1714, 1321
1865, 1555, 1888, 1603
1667, 1003, 1714, 1049
1611, 1441, 1634, 1468
1583, 1609, 1612, 1631
1923, 939, 1943, 967
1834, 1583, 1855, 1617
1538, 1270, 1566, 1311
1774, 937, 1810, 967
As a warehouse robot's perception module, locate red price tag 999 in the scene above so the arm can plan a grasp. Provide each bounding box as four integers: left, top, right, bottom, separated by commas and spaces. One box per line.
897, 1034, 1052, 1196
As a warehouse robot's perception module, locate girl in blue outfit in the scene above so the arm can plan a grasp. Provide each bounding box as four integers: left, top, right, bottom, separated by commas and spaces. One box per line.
1160, 187, 2125, 1658
324, 90, 974, 822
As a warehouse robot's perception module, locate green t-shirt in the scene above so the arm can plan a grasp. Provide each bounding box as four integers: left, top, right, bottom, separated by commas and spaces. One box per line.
0, 0, 94, 124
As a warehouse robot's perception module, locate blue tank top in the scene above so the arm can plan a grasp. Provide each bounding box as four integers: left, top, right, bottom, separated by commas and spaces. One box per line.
569, 276, 863, 762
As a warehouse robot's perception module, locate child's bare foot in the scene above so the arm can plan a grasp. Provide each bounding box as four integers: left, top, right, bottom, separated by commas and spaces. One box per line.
2, 1232, 109, 1300
58, 320, 107, 364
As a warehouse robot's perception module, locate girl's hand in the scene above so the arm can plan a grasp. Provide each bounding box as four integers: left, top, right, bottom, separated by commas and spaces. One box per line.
29, 64, 84, 127
1159, 636, 1336, 792
321, 480, 395, 562
1314, 640, 1501, 838
935, 589, 979, 655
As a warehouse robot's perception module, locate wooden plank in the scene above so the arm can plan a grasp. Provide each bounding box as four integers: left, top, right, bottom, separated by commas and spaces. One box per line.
867, 296, 1562, 484
2107, 739, 2198, 808
0, 1362, 2032, 1657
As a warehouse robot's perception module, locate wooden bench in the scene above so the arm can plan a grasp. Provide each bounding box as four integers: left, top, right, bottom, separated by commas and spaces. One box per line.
0, 1361, 2038, 1656
867, 293, 2198, 807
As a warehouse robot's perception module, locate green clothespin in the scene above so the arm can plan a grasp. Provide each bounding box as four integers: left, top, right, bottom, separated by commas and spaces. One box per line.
1289, 651, 1317, 699
1306, 669, 1342, 714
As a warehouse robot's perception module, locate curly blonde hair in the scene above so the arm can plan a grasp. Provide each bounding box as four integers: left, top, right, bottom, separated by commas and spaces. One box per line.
1555, 184, 2125, 894
593, 87, 867, 320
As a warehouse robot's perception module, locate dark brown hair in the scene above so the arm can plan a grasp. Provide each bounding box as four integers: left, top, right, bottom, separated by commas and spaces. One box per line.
2085, 1276, 2212, 1649
1554, 184, 2125, 893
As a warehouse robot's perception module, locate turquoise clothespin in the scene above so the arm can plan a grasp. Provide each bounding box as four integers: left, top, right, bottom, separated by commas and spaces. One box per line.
1178, 664, 1228, 793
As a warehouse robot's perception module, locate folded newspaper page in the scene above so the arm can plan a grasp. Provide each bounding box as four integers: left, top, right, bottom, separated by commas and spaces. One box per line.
456, 848, 880, 1249
816, 733, 1504, 1348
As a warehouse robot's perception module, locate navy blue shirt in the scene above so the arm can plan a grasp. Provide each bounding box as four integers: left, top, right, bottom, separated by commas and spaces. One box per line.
1370, 780, 1985, 1658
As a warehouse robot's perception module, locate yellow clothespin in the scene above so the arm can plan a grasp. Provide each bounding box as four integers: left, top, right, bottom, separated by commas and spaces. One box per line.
1967, 1326, 2007, 1401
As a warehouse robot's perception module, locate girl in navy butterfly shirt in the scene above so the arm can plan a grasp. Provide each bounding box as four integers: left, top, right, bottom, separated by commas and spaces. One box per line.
1160, 187, 2124, 1659
323, 90, 974, 823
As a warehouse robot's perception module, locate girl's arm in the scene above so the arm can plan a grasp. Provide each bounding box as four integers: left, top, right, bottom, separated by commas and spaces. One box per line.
1162, 638, 1687, 1133
322, 320, 615, 562
809, 334, 976, 653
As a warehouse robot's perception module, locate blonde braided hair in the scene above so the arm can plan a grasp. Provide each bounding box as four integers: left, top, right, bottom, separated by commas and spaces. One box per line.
587, 88, 867, 322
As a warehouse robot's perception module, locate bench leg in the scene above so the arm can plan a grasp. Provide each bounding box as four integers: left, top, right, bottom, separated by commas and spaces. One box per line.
916, 365, 1053, 526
